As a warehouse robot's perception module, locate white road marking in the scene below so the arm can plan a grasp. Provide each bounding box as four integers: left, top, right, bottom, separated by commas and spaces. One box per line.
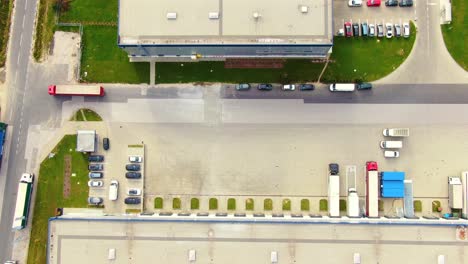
21, 16, 25, 28
19, 34, 23, 47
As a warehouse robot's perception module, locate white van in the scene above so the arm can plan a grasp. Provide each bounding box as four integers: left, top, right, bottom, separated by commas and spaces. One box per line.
109, 180, 119, 201
380, 141, 403, 149
329, 83, 355, 92
384, 150, 400, 158
108, 248, 116, 260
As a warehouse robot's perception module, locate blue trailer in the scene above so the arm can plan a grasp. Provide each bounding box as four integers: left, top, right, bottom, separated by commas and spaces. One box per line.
381, 171, 405, 181
381, 171, 405, 198
0, 122, 7, 167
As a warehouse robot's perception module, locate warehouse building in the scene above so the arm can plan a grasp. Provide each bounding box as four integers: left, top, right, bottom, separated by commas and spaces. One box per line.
118, 0, 333, 62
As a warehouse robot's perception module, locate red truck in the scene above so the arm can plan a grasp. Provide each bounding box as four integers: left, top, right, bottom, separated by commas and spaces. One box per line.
48, 85, 105, 96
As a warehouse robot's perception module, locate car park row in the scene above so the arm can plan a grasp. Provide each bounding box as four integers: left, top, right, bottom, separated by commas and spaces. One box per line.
236, 83, 373, 92
344, 21, 410, 38
348, 0, 413, 7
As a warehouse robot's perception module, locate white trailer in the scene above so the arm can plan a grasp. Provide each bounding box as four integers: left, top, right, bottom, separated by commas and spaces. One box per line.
383, 128, 410, 137
366, 171, 379, 217
12, 173, 34, 230
449, 177, 462, 209
328, 175, 340, 217
347, 188, 360, 217
461, 172, 468, 219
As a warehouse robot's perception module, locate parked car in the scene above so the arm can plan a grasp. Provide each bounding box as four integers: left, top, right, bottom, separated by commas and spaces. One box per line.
352, 23, 359, 36
257, 83, 273, 91
4, 261, 17, 264
129, 156, 142, 163
88, 197, 103, 205
127, 188, 142, 196
348, 0, 362, 6
236, 83, 250, 91
88, 164, 103, 171
356, 82, 372, 90
344, 22, 352, 37
367, 0, 381, 6
329, 163, 339, 175
403, 22, 410, 38
394, 24, 401, 37
126, 164, 141, 171
126, 172, 142, 179
377, 23, 384, 37
385, 23, 393, 38
366, 161, 378, 171
88, 155, 104, 162
369, 24, 376, 37
88, 180, 103, 187
384, 150, 400, 158
282, 84, 295, 91
399, 0, 413, 7
299, 84, 315, 91
361, 22, 368, 36
103, 137, 109, 150
89, 172, 103, 179
124, 197, 141, 204
385, 0, 398, 6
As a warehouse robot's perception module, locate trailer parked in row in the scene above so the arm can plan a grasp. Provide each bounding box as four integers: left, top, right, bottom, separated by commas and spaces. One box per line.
48, 85, 105, 96
12, 173, 34, 230
383, 128, 410, 137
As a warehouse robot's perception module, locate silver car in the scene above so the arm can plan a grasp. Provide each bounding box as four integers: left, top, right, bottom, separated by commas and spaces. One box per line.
394, 24, 401, 37
377, 23, 384, 38
385, 23, 393, 38
403, 22, 410, 38
87, 197, 103, 205
88, 180, 103, 187
369, 24, 376, 37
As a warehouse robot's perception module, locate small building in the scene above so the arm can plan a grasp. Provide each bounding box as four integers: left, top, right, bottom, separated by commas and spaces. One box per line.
76, 130, 96, 153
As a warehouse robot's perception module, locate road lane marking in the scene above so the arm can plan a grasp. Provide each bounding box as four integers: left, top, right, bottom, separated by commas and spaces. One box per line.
19, 34, 23, 47
21, 15, 25, 28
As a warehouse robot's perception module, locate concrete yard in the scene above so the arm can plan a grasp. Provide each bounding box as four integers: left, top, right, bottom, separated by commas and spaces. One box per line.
48, 218, 467, 264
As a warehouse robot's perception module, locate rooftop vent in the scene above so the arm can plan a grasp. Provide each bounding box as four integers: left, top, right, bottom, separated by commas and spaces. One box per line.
209, 12, 219, 19
300, 6, 308, 13
252, 12, 261, 19
166, 12, 177, 20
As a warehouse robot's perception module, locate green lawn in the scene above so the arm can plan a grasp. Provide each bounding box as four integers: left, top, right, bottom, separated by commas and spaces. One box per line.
300, 199, 310, 211
209, 198, 218, 210
245, 198, 254, 211
71, 108, 102, 121
27, 135, 89, 264
282, 199, 291, 211
173, 198, 181, 209
319, 199, 328, 211
441, 0, 468, 70
190, 198, 199, 210
34, 0, 57, 61
0, 0, 13, 66
154, 197, 163, 209
59, 0, 117, 23
227, 198, 236, 210
264, 199, 273, 211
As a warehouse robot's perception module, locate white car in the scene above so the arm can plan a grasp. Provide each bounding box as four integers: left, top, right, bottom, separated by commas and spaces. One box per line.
385, 23, 393, 38
88, 180, 103, 187
282, 84, 295, 91
369, 24, 376, 37
384, 151, 400, 158
129, 156, 142, 163
127, 188, 142, 196
403, 22, 410, 38
348, 0, 363, 6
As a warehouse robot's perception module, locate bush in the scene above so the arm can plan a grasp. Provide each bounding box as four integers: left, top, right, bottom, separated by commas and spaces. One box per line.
227, 198, 236, 210
190, 198, 199, 210
173, 198, 181, 209
154, 197, 163, 209
282, 199, 291, 211
264, 199, 273, 211
339, 199, 347, 211
209, 198, 218, 210
414, 200, 422, 212
245, 198, 254, 211
319, 199, 328, 211
300, 199, 310, 211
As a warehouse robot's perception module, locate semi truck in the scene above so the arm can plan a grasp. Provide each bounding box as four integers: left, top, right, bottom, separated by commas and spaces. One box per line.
328, 175, 340, 217
383, 128, 410, 137
347, 188, 360, 217
12, 173, 34, 230
48, 85, 105, 96
366, 170, 379, 218
0, 122, 7, 169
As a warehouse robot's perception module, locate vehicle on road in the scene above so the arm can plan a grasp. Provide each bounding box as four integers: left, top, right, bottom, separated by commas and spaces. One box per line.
356, 83, 372, 90
299, 84, 315, 91
329, 83, 355, 92
383, 128, 409, 137
385, 0, 398, 6
109, 180, 119, 201
88, 155, 104, 162
329, 163, 339, 175
236, 83, 250, 91
394, 24, 401, 37
88, 164, 103, 171
127, 188, 142, 196
88, 197, 103, 205
12, 173, 34, 230
0, 122, 7, 168
4, 261, 17, 264
384, 150, 400, 158
344, 22, 352, 37
361, 22, 368, 36
348, 0, 362, 6
399, 0, 413, 6
366, 161, 378, 171
126, 164, 141, 171
89, 172, 103, 179
385, 23, 393, 38
282, 84, 295, 91
352, 23, 359, 36
88, 180, 103, 187
124, 197, 141, 204
380, 141, 403, 149
103, 137, 110, 150
257, 83, 273, 91
48, 85, 105, 96
369, 24, 376, 37
367, 0, 381, 6
403, 22, 410, 38
129, 156, 142, 163
377, 23, 384, 37
126, 172, 142, 179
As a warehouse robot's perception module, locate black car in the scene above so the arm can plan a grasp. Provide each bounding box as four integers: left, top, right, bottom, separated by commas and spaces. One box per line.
88, 164, 103, 171
329, 163, 339, 175
126, 172, 142, 179
103, 137, 110, 150
299, 84, 315, 91
385, 0, 398, 6
399, 0, 413, 6
88, 155, 104, 162
352, 23, 359, 36
126, 164, 141, 171
257, 83, 273, 91
124, 197, 141, 204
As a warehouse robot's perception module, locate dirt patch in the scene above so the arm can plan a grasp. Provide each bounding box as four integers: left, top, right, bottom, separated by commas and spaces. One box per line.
46, 31, 81, 82
63, 154, 71, 198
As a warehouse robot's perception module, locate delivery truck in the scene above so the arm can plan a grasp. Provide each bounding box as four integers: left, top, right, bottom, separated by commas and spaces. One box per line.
380, 141, 403, 149
383, 128, 410, 137
48, 85, 105, 96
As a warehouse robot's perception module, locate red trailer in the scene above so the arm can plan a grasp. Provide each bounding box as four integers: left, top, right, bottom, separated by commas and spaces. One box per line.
48, 85, 105, 96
